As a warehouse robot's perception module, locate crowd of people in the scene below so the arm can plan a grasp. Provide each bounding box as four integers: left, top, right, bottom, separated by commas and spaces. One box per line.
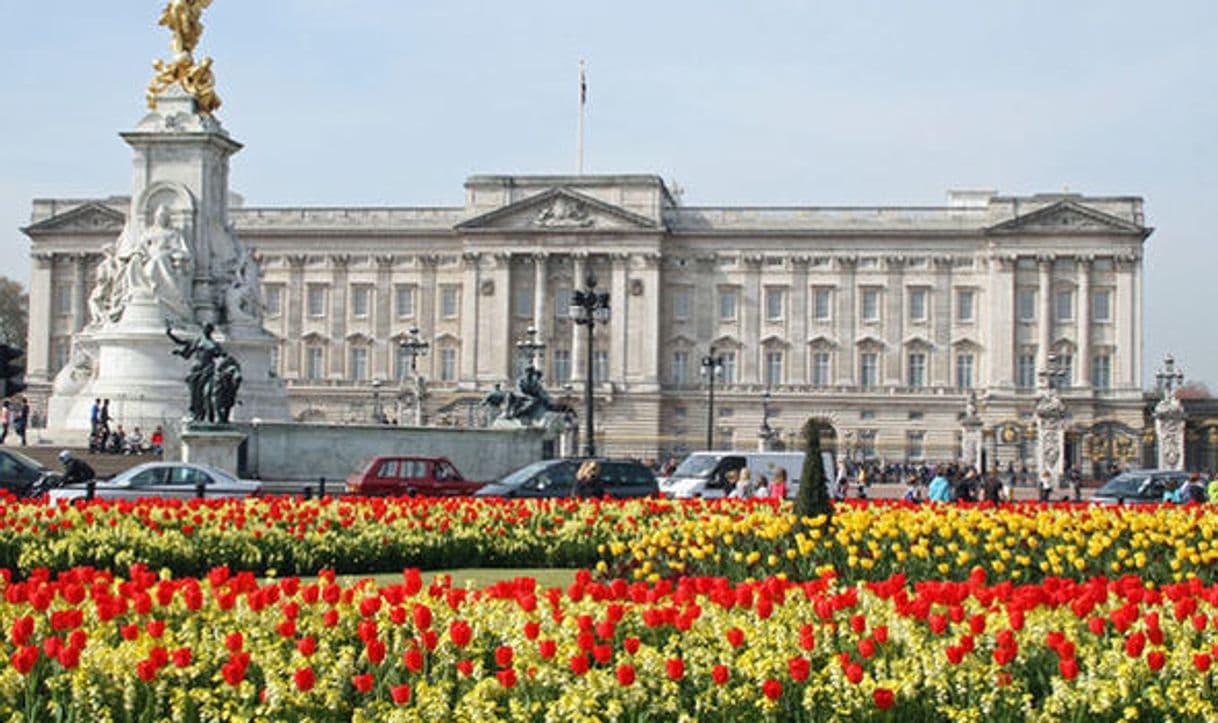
87, 398, 163, 456
0, 397, 30, 447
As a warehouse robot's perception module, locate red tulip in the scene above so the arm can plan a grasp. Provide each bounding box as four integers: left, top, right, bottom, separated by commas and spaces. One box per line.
224, 632, 243, 653
136, 659, 157, 682
666, 657, 685, 681
538, 639, 557, 659
788, 656, 810, 682
403, 648, 424, 672
390, 683, 411, 705
624, 637, 640, 655
294, 667, 315, 691
456, 659, 474, 677
449, 620, 472, 648
1125, 632, 1145, 659
569, 654, 589, 676
413, 604, 432, 631
352, 673, 374, 693
712, 664, 730, 685
726, 628, 745, 648
616, 663, 635, 686
1194, 654, 1211, 673
1059, 658, 1079, 680
873, 688, 895, 710
494, 645, 514, 668
850, 614, 866, 634
1147, 651, 1166, 672
845, 662, 864, 685
172, 647, 191, 668
297, 636, 316, 657
497, 668, 517, 688
365, 639, 386, 665
858, 638, 876, 659
762, 678, 782, 700
523, 621, 540, 640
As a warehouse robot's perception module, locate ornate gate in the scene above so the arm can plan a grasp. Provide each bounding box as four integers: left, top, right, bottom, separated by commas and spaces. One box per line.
1082, 421, 1141, 480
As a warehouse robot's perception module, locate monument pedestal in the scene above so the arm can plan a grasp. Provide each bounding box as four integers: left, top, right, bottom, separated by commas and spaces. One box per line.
181, 425, 246, 477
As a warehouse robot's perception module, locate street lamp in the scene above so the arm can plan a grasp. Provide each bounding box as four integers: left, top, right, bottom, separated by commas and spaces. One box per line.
1038, 353, 1068, 392
568, 271, 610, 457
700, 351, 725, 450
398, 326, 431, 426
758, 388, 776, 452
516, 325, 546, 373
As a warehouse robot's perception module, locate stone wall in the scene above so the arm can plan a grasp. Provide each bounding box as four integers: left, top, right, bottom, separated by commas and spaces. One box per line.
236, 422, 548, 484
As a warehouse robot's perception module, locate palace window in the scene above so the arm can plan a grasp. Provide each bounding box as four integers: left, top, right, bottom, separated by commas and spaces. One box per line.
1017, 353, 1037, 389
718, 288, 738, 322
861, 289, 880, 322
551, 349, 571, 384
1091, 354, 1112, 390
53, 283, 71, 316
395, 286, 415, 319
720, 352, 737, 385
307, 285, 327, 318
305, 347, 324, 381
812, 352, 831, 387
813, 288, 833, 321
513, 284, 533, 319
908, 288, 928, 322
263, 285, 283, 317
672, 288, 692, 321
765, 351, 784, 386
860, 352, 879, 389
554, 288, 571, 319
955, 353, 974, 390
907, 431, 925, 463
439, 348, 457, 382
1057, 353, 1074, 389
956, 289, 974, 323
1017, 289, 1036, 322
1055, 289, 1074, 322
349, 347, 369, 381
269, 344, 280, 376
765, 288, 785, 322
351, 285, 372, 319
1092, 290, 1111, 322
672, 351, 690, 385
593, 350, 609, 383
440, 286, 460, 319
907, 352, 927, 388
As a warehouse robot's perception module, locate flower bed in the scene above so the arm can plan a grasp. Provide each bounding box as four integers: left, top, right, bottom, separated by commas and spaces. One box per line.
4, 495, 1217, 586
1, 565, 1216, 721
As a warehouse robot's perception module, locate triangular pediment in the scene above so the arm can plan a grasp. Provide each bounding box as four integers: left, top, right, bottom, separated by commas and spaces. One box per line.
456, 187, 662, 232
987, 201, 1145, 236
23, 203, 126, 235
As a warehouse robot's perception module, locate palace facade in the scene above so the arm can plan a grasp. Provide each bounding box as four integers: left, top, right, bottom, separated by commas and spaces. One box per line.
23, 174, 1152, 470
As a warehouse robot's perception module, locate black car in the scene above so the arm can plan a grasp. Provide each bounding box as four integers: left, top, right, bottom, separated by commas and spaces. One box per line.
1088, 470, 1190, 505
474, 459, 658, 499
0, 449, 59, 497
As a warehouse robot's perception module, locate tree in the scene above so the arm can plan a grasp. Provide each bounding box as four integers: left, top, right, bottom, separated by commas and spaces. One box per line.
0, 277, 28, 347
1176, 382, 1212, 400
794, 418, 833, 524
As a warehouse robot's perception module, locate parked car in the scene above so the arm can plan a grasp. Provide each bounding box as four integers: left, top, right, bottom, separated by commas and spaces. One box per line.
345, 456, 484, 496
48, 462, 261, 503
659, 451, 835, 499
0, 449, 60, 498
1087, 470, 1190, 505
474, 458, 658, 499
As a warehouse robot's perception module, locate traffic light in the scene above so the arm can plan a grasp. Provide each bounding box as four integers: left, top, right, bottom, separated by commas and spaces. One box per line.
0, 343, 26, 399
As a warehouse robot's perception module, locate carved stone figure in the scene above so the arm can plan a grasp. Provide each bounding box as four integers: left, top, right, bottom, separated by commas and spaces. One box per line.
535, 196, 594, 228
167, 322, 239, 423
122, 205, 194, 322
87, 245, 124, 327
485, 369, 574, 429
223, 247, 262, 325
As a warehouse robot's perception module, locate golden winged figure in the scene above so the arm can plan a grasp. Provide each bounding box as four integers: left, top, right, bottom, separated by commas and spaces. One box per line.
146, 0, 222, 115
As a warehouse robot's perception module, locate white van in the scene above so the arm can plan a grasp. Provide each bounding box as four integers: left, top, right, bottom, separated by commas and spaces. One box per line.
659, 451, 833, 499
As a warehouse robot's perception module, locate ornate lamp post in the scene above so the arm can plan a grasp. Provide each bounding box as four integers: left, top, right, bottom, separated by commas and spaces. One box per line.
758, 388, 776, 452
1035, 353, 1069, 486
568, 272, 610, 457
370, 379, 383, 424
398, 326, 431, 426
700, 351, 725, 450
1155, 354, 1184, 400
516, 325, 546, 372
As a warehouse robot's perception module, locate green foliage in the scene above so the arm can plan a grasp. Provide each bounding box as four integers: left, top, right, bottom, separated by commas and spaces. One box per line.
0, 277, 27, 346
794, 418, 832, 523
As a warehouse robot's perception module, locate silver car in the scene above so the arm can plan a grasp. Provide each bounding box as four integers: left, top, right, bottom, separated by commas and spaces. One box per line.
49, 462, 262, 503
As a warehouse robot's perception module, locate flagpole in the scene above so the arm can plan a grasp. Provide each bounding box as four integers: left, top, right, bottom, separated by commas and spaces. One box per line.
577, 59, 585, 175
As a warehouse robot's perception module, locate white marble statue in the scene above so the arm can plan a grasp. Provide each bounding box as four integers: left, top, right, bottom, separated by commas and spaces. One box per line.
222, 247, 261, 325
110, 204, 194, 323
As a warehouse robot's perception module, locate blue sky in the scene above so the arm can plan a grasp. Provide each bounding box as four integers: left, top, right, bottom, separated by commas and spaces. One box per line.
1, 1, 1215, 385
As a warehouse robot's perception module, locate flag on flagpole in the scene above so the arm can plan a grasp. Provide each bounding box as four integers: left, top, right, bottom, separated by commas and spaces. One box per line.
580, 61, 587, 106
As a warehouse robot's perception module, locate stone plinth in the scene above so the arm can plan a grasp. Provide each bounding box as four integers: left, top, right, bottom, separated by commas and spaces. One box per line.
961, 418, 983, 468
1154, 399, 1186, 471
181, 425, 246, 477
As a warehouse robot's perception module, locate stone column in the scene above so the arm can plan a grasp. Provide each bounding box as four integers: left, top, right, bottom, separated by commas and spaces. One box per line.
932, 256, 953, 387
571, 253, 587, 383
1037, 256, 1052, 371
883, 255, 904, 386
960, 392, 983, 466
1115, 255, 1136, 390
1035, 388, 1066, 483
459, 252, 482, 385
328, 255, 350, 378
1154, 397, 1186, 471
836, 256, 857, 385
26, 254, 54, 383
610, 252, 630, 382
790, 257, 810, 383
72, 254, 89, 334
375, 255, 395, 379
987, 254, 1016, 390
1076, 256, 1091, 389
741, 255, 762, 384
532, 252, 548, 343
285, 255, 306, 378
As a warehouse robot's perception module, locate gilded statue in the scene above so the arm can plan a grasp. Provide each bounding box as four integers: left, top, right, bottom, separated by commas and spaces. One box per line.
146, 0, 222, 115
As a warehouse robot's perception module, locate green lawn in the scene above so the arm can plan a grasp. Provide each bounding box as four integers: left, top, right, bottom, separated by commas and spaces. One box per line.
333, 568, 577, 590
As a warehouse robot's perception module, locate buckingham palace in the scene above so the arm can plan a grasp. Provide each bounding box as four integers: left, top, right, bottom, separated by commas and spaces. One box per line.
22, 173, 1151, 467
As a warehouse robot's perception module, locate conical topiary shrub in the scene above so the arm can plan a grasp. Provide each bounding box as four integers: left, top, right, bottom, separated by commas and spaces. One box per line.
794, 418, 832, 524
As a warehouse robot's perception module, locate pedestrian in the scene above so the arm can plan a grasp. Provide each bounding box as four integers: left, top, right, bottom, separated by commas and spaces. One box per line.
12, 398, 28, 447
834, 462, 848, 501
928, 467, 952, 503
99, 399, 111, 434
729, 468, 752, 499
0, 400, 8, 444
770, 468, 788, 501
89, 398, 101, 435
902, 475, 921, 503
1038, 471, 1053, 502
573, 460, 604, 499
983, 473, 1003, 504
1069, 471, 1082, 502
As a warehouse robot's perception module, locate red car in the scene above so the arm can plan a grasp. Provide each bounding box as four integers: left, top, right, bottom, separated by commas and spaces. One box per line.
345, 456, 484, 497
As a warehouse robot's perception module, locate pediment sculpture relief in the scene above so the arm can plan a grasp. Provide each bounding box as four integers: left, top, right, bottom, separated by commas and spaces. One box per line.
534, 196, 595, 228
